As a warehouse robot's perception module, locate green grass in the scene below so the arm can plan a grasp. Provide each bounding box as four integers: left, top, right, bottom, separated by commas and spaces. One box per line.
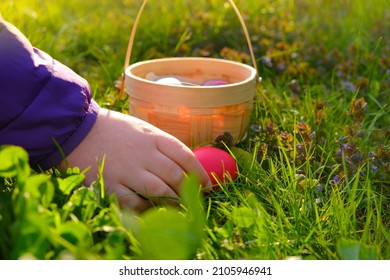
1, 0, 389, 260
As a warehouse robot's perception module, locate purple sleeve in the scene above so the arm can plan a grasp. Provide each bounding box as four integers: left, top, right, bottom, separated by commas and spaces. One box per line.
0, 18, 100, 170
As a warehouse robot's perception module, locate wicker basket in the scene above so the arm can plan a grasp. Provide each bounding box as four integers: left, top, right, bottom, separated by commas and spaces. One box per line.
122, 0, 259, 147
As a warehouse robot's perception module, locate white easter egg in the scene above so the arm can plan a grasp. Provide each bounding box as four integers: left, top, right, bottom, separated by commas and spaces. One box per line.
155, 77, 182, 85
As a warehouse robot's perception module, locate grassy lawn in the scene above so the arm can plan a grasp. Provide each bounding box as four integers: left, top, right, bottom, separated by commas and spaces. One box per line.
1, 0, 389, 260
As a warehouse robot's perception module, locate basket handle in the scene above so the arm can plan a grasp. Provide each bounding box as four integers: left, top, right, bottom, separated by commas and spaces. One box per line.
119, 0, 258, 97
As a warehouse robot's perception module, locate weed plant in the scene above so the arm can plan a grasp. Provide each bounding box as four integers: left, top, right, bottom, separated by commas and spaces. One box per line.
0, 0, 389, 260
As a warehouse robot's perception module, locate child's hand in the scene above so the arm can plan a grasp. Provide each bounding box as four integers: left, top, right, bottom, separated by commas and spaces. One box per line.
59, 108, 212, 211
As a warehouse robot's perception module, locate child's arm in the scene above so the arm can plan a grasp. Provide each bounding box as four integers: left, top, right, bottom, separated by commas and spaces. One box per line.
0, 18, 211, 211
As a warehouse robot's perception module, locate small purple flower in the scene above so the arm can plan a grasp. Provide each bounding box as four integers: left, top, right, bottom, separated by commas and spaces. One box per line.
371, 165, 378, 172
368, 151, 376, 158
342, 143, 350, 149
329, 174, 343, 186
250, 124, 262, 133
356, 130, 365, 137
340, 80, 356, 92
332, 175, 341, 182
277, 62, 286, 72
262, 56, 273, 67
350, 153, 363, 163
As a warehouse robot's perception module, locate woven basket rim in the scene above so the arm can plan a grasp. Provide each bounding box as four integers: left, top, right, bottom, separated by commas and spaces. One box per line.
125, 57, 257, 88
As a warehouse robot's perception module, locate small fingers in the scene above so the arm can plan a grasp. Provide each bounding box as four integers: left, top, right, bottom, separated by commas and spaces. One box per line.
106, 180, 179, 211
156, 137, 212, 189
105, 183, 152, 212
117, 170, 180, 206
145, 153, 186, 195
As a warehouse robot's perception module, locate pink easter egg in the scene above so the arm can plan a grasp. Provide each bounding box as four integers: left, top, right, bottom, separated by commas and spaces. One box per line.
201, 79, 229, 86
193, 146, 238, 186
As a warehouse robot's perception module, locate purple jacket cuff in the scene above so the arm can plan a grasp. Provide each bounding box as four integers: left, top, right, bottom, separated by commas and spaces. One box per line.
40, 100, 100, 170
0, 18, 101, 170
